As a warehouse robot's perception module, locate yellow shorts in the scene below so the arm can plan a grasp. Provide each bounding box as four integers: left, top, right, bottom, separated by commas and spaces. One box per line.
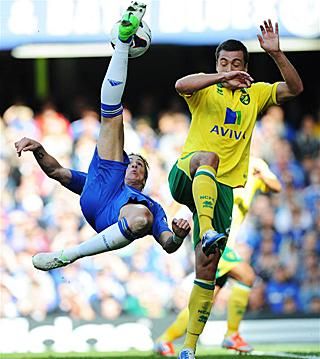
169, 155, 233, 249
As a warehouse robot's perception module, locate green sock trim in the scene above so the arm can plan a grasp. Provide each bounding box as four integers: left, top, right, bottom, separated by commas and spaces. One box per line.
194, 279, 215, 290
194, 170, 216, 182
234, 281, 252, 291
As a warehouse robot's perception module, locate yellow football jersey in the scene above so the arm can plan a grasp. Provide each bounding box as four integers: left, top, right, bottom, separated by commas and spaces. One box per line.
227, 157, 277, 247
181, 81, 279, 187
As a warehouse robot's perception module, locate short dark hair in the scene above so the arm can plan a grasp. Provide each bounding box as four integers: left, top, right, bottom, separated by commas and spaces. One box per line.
128, 153, 149, 182
215, 39, 249, 65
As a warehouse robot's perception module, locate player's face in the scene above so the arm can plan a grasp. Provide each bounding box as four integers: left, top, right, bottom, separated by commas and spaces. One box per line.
216, 50, 247, 73
125, 155, 146, 189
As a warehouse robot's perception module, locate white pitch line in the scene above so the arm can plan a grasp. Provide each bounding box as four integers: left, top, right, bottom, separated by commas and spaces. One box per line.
251, 350, 320, 359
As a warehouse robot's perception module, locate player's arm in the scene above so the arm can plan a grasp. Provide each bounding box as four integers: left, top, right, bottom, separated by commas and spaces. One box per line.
257, 19, 303, 103
157, 218, 191, 253
258, 172, 282, 193
175, 71, 254, 95
15, 137, 72, 186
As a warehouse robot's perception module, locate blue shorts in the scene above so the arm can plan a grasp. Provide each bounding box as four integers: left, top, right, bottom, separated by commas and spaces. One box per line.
80, 148, 130, 232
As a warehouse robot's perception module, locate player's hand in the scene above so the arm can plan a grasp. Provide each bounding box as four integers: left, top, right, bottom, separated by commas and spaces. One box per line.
15, 137, 41, 157
252, 158, 269, 179
257, 19, 280, 54
223, 71, 254, 89
172, 218, 191, 239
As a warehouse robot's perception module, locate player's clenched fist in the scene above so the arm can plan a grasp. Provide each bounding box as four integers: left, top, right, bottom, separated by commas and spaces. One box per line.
15, 137, 41, 157
172, 218, 191, 239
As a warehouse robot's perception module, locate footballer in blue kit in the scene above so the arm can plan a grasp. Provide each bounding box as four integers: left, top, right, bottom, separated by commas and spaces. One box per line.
15, 1, 190, 271
65, 150, 171, 239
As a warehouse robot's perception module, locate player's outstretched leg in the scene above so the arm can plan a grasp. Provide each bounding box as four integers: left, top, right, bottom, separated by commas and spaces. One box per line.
118, 1, 146, 42
32, 219, 135, 271
98, 1, 146, 160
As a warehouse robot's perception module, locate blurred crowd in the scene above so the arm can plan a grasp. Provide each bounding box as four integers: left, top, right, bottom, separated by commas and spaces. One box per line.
1, 102, 319, 322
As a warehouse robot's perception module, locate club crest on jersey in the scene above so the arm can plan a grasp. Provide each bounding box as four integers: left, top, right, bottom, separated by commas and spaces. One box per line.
240, 89, 250, 105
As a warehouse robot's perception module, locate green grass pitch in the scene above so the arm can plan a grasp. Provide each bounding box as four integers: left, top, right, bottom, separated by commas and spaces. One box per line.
2, 344, 320, 359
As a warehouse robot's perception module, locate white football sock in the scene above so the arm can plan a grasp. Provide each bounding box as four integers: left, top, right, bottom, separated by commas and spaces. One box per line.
62, 221, 132, 262
100, 38, 129, 108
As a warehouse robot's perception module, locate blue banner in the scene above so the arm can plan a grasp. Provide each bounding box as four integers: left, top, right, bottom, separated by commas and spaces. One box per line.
0, 0, 319, 50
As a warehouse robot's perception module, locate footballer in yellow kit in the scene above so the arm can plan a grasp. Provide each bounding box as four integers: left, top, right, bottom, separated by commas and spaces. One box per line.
169, 21, 303, 359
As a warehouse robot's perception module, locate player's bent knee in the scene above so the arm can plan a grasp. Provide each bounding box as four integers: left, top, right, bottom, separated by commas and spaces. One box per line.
202, 152, 220, 168
191, 151, 220, 173
129, 216, 151, 236
246, 265, 255, 286
233, 262, 255, 287
126, 207, 153, 237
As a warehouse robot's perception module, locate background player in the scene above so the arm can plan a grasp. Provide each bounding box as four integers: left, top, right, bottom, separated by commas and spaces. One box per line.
15, 1, 190, 271
169, 20, 303, 359
155, 157, 281, 356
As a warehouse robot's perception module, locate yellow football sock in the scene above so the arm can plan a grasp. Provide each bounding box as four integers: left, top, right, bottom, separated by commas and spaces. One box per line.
183, 279, 215, 350
158, 307, 189, 342
226, 282, 251, 336
192, 165, 218, 238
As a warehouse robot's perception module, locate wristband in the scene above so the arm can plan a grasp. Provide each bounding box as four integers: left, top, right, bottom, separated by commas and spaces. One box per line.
172, 234, 184, 245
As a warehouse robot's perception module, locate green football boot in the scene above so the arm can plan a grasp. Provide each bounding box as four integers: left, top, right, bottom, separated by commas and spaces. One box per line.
118, 1, 146, 42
